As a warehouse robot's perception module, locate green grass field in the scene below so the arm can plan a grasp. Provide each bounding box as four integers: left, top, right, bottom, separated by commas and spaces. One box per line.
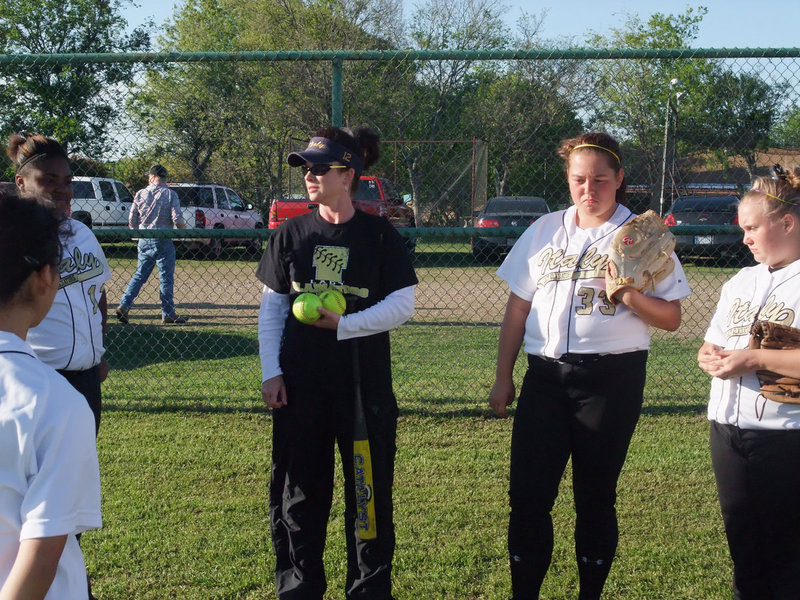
88, 327, 733, 599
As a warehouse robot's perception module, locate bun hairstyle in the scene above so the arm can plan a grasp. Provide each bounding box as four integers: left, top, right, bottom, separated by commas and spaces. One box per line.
557, 132, 627, 205
6, 132, 68, 175
0, 190, 64, 304
313, 126, 380, 193
743, 165, 800, 220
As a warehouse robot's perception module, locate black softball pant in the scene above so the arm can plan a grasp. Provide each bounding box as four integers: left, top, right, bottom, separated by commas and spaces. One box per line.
269, 374, 398, 600
58, 364, 102, 436
58, 364, 101, 599
508, 351, 647, 600
710, 421, 800, 600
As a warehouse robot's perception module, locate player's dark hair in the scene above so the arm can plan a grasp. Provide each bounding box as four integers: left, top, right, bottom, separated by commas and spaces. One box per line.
6, 132, 69, 175
744, 168, 800, 221
0, 190, 64, 304
557, 132, 627, 206
313, 126, 380, 193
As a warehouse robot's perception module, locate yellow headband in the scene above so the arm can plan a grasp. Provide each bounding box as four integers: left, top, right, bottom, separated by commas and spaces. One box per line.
570, 143, 621, 165
751, 187, 799, 206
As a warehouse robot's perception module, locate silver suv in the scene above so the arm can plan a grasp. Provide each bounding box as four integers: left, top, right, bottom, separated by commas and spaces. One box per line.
71, 176, 134, 228
167, 183, 264, 257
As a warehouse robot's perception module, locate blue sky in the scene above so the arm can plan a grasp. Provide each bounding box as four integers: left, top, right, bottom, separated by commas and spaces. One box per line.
124, 0, 800, 48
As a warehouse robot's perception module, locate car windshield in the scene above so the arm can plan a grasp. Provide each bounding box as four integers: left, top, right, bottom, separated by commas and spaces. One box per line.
354, 179, 380, 202
671, 195, 739, 212
172, 186, 214, 208
484, 197, 548, 213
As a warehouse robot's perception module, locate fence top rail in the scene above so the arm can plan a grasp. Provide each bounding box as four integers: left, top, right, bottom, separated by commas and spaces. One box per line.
1, 48, 800, 65
91, 224, 741, 241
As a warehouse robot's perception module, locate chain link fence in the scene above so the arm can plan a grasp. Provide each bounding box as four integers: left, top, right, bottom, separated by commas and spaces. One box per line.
3, 48, 800, 407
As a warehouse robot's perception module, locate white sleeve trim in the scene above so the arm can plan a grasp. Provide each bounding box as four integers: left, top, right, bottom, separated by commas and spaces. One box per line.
258, 285, 289, 382
337, 285, 415, 340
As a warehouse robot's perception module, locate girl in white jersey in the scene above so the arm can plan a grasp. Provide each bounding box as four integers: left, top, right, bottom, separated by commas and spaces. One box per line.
0, 192, 102, 599
698, 170, 800, 599
7, 132, 111, 435
490, 132, 691, 600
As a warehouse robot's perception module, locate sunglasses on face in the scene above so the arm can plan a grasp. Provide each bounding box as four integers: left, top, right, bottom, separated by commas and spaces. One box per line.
300, 164, 348, 176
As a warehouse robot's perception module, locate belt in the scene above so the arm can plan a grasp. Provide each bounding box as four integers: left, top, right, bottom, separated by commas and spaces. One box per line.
533, 352, 605, 365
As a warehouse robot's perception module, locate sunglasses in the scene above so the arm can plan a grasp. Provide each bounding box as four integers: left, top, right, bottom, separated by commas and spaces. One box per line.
300, 164, 348, 176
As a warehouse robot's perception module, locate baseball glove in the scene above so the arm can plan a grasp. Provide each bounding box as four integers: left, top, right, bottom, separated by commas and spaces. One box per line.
748, 320, 800, 404
605, 210, 676, 304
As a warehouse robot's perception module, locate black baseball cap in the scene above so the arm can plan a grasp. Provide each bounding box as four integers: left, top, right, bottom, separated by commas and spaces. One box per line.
149, 164, 168, 178
287, 137, 363, 173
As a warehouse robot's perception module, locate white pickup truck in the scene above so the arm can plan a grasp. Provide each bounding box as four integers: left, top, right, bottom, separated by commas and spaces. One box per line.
70, 176, 133, 228
167, 182, 265, 257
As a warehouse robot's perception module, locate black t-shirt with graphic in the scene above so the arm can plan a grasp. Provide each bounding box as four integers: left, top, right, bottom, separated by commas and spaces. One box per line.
256, 209, 417, 396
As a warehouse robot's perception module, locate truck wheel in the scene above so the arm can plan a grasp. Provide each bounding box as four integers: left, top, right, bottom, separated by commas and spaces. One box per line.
404, 219, 417, 255
203, 239, 222, 260
246, 225, 264, 256
73, 212, 92, 228
471, 239, 499, 263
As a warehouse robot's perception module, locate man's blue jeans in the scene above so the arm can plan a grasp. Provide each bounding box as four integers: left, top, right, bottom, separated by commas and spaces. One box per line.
119, 238, 178, 318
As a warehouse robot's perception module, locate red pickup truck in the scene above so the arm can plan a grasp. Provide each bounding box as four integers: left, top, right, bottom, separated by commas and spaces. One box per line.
268, 176, 416, 250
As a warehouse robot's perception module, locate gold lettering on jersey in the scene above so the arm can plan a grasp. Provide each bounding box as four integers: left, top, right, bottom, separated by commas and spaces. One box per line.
58, 248, 104, 290
536, 247, 608, 287
292, 281, 369, 298
727, 298, 760, 326
724, 294, 796, 339
759, 295, 795, 323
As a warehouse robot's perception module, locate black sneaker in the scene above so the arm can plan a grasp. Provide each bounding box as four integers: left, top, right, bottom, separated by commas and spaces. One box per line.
115, 306, 129, 324
162, 315, 188, 324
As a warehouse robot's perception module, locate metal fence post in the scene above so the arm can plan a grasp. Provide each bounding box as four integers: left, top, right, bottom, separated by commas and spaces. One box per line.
332, 57, 343, 127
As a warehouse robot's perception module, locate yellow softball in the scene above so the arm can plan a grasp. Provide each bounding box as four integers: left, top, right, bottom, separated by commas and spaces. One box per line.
319, 289, 346, 315
292, 293, 322, 324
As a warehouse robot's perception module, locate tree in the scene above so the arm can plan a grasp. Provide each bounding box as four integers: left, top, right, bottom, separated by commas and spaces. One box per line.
771, 104, 800, 149
382, 0, 511, 222
130, 0, 408, 207
683, 70, 786, 178
463, 68, 581, 201
0, 0, 150, 157
585, 7, 713, 208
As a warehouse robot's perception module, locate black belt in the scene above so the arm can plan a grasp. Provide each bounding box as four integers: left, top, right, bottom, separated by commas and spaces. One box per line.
533, 352, 605, 365
57, 365, 98, 376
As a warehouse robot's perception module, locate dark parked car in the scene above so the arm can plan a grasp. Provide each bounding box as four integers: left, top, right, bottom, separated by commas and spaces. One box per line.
663, 194, 750, 264
471, 196, 550, 260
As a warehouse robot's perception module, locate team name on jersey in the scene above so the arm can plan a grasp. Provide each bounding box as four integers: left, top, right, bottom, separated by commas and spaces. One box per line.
724, 294, 796, 338
292, 281, 369, 298
58, 248, 104, 290
536, 247, 607, 287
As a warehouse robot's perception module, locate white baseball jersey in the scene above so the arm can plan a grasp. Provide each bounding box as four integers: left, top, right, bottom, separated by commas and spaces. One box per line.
27, 219, 111, 371
497, 204, 691, 358
705, 258, 800, 430
0, 332, 102, 598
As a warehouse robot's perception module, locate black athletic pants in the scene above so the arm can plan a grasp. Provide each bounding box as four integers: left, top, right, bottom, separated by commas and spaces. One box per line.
58, 364, 102, 436
508, 351, 647, 600
269, 371, 398, 600
58, 364, 101, 600
710, 421, 800, 600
